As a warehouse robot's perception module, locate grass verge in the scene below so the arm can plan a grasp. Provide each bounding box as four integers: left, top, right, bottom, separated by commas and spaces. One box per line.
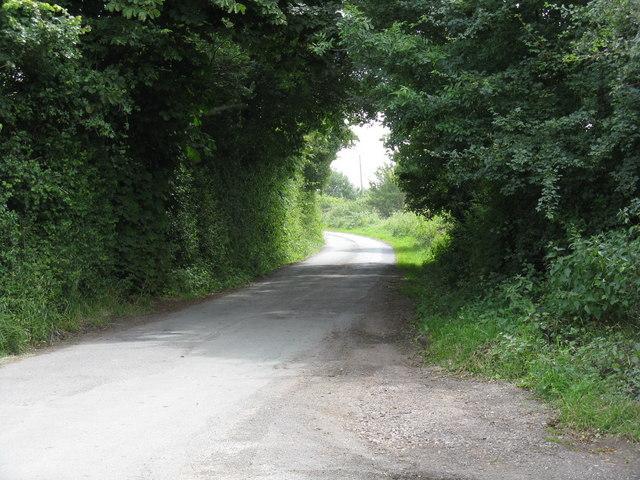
328, 225, 429, 296
328, 215, 640, 442
416, 268, 640, 442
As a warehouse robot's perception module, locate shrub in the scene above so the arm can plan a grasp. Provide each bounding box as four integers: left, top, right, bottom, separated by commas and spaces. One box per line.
321, 196, 382, 229
383, 211, 451, 249
546, 227, 640, 324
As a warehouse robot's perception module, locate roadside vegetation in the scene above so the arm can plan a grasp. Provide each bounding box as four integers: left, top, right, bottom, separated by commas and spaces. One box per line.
2, 0, 639, 443
322, 164, 640, 442
0, 0, 354, 355
321, 168, 449, 286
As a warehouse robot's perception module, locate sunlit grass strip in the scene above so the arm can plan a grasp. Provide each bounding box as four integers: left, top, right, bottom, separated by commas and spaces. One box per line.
327, 226, 430, 296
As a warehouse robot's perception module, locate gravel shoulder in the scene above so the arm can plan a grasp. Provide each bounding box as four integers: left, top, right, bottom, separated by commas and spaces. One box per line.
307, 271, 640, 479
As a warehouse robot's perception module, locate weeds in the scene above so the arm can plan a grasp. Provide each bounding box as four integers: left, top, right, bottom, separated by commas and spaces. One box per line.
418, 268, 640, 441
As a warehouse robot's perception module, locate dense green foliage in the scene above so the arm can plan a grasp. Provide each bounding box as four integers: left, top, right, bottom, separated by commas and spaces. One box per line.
0, 0, 353, 354
323, 170, 358, 200
547, 226, 640, 323
341, 0, 640, 278
321, 195, 378, 230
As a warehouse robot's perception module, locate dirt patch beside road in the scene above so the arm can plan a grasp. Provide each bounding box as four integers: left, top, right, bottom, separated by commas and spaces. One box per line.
287, 270, 640, 480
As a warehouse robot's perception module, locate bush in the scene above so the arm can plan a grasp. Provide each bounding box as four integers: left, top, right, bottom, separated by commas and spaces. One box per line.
546, 227, 640, 324
321, 195, 451, 245
417, 267, 640, 439
321, 196, 382, 229
383, 211, 451, 249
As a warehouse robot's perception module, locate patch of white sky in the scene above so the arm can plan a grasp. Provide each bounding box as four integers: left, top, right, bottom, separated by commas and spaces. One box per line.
331, 119, 392, 190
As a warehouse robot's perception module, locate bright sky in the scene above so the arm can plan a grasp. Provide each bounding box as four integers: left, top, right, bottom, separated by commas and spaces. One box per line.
331, 121, 391, 190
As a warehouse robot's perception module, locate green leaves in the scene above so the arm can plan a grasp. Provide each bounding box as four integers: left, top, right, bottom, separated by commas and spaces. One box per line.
366, 163, 405, 218
547, 227, 640, 323
323, 170, 358, 200
0, 0, 352, 352
342, 0, 640, 276
1, 0, 85, 60
105, 0, 164, 21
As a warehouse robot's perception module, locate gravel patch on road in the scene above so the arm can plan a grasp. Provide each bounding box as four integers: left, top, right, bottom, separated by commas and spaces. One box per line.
294, 271, 640, 480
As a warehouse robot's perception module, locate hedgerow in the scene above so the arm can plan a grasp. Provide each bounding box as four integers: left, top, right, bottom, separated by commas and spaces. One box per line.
0, 0, 352, 354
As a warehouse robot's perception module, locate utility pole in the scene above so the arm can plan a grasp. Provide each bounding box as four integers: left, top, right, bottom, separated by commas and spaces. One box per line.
359, 154, 364, 195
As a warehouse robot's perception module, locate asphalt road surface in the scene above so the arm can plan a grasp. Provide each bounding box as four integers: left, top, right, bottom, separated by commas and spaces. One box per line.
0, 232, 399, 479
2, 232, 638, 480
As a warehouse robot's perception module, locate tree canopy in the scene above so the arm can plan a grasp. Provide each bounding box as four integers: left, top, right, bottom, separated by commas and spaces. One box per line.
341, 0, 640, 274
324, 170, 358, 200
366, 164, 405, 218
1, 0, 639, 352
0, 0, 355, 352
